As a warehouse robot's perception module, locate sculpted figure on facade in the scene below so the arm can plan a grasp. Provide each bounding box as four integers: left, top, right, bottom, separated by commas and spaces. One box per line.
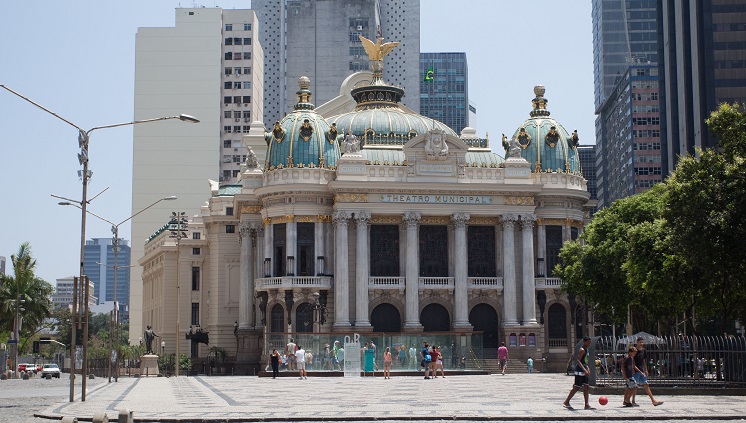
343, 132, 360, 155
425, 129, 449, 160
246, 146, 259, 168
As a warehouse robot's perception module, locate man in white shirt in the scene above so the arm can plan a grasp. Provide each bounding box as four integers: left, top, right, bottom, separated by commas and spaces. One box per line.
295, 345, 307, 380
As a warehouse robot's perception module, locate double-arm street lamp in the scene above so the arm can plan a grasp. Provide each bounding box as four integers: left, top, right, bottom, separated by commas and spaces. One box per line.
57, 196, 177, 383
1, 84, 199, 402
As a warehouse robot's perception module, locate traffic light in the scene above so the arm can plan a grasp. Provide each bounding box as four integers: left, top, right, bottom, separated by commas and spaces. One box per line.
33, 341, 40, 353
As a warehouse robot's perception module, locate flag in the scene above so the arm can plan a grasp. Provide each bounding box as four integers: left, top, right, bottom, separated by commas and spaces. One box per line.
424, 66, 434, 82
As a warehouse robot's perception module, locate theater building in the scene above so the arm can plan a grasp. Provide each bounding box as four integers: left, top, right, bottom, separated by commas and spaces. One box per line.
140, 54, 591, 373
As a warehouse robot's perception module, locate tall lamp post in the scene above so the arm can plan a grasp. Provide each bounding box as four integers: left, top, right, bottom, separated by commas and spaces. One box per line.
57, 196, 177, 383
169, 212, 188, 376
1, 84, 199, 401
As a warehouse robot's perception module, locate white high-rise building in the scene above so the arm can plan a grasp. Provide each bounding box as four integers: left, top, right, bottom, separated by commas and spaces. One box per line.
253, 0, 420, 126
130, 8, 264, 343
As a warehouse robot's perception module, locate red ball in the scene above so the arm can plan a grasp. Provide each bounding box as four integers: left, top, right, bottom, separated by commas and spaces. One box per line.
598, 396, 608, 406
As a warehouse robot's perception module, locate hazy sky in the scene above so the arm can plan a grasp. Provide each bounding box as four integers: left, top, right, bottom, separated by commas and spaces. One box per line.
0, 1, 593, 285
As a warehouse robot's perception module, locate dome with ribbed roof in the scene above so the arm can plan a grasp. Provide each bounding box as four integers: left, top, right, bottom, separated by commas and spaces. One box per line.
508, 85, 581, 174
264, 77, 343, 170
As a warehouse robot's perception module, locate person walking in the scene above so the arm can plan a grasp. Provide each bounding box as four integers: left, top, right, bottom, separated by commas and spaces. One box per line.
497, 342, 510, 375
631, 337, 664, 406
434, 346, 446, 378
295, 344, 307, 380
268, 349, 280, 379
527, 356, 534, 374
563, 336, 595, 410
622, 346, 640, 407
421, 342, 432, 379
383, 347, 393, 379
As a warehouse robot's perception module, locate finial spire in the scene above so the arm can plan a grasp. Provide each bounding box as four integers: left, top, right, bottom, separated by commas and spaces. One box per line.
530, 84, 551, 118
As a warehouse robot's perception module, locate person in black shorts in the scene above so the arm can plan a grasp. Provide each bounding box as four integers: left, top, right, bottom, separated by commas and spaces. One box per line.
563, 336, 594, 410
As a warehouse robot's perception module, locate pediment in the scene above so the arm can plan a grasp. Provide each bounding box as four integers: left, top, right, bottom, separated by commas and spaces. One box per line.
403, 129, 469, 160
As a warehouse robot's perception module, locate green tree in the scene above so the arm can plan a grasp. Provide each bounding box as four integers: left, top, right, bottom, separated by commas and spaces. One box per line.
664, 103, 746, 331
0, 243, 53, 349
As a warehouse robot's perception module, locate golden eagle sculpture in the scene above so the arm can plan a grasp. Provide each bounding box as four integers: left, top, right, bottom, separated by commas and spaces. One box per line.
358, 35, 400, 83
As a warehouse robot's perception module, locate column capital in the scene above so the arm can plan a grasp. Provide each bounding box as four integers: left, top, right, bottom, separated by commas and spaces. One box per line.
355, 211, 371, 225
239, 222, 253, 245
333, 210, 351, 227
520, 214, 536, 228
402, 211, 421, 227
501, 213, 519, 227
451, 212, 470, 227
254, 223, 265, 238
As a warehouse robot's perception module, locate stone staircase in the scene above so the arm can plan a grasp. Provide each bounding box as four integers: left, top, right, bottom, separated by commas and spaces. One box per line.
482, 358, 530, 374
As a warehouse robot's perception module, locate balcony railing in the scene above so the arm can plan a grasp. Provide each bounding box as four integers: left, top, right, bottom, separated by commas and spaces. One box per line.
467, 277, 503, 289
418, 277, 454, 289
548, 338, 568, 347
535, 277, 565, 289
256, 276, 332, 290
368, 276, 405, 289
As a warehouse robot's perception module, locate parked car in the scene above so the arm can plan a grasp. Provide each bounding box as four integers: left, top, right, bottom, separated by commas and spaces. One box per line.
40, 364, 61, 378
17, 363, 29, 372
25, 364, 38, 374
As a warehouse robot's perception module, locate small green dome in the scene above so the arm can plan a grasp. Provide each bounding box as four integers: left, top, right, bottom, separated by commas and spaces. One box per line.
265, 77, 342, 170
507, 85, 581, 174
326, 83, 455, 148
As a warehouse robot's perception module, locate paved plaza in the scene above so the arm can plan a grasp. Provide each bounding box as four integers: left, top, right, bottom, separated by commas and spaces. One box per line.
0, 373, 738, 422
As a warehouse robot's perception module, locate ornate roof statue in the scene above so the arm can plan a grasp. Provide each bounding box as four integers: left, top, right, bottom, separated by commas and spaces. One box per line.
358, 35, 400, 84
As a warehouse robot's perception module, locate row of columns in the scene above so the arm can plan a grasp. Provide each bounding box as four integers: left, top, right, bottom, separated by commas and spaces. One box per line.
238, 212, 548, 331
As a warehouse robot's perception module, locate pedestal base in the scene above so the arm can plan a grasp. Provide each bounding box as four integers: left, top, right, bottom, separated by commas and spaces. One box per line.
140, 354, 160, 377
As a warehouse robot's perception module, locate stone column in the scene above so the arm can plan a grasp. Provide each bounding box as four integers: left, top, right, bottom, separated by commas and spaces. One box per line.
452, 213, 471, 329
403, 211, 422, 330
286, 219, 297, 275
238, 222, 253, 329
254, 225, 264, 328
315, 218, 325, 275
502, 214, 519, 326
562, 221, 572, 243
263, 219, 272, 277
355, 211, 372, 328
333, 211, 351, 328
537, 222, 546, 277
521, 215, 537, 324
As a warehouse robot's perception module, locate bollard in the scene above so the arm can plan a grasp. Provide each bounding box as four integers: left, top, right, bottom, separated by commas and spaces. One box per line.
61, 417, 78, 423
1, 374, 7, 380
22, 373, 29, 380
92, 411, 108, 423
89, 374, 95, 379
46, 374, 52, 380
118, 409, 134, 423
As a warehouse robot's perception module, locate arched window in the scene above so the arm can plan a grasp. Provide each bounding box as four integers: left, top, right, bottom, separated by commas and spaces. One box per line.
370, 303, 401, 332
548, 303, 567, 339
270, 304, 284, 333
420, 303, 450, 332
296, 302, 313, 333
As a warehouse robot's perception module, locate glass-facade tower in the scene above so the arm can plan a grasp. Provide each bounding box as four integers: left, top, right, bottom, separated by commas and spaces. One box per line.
83, 238, 131, 310
419, 52, 469, 135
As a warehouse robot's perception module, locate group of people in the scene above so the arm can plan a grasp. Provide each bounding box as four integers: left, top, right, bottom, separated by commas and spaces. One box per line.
564, 336, 663, 410
420, 342, 446, 379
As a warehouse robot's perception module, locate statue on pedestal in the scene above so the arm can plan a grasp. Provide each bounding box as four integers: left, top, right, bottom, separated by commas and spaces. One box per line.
144, 325, 159, 355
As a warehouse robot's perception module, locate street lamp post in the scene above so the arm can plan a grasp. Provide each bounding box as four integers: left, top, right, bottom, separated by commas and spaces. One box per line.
57, 196, 177, 383
169, 212, 188, 376
1, 84, 198, 401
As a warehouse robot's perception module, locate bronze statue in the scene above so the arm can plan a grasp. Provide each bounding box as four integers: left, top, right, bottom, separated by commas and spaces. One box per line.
144, 325, 159, 355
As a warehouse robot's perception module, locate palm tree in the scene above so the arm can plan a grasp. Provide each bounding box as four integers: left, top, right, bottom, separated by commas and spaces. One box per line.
0, 242, 54, 351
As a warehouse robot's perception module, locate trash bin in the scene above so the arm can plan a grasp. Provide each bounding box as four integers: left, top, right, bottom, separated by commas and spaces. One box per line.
364, 349, 375, 373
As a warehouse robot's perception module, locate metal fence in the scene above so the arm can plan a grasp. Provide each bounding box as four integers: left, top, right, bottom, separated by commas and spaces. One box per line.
264, 332, 485, 372
591, 335, 746, 388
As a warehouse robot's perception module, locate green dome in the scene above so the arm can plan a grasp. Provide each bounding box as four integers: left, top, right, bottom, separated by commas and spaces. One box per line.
326, 83, 455, 148
507, 85, 581, 174
265, 77, 342, 170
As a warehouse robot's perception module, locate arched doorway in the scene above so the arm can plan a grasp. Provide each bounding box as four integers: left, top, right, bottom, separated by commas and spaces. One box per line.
270, 304, 284, 333
295, 302, 313, 333
370, 303, 401, 332
548, 303, 568, 346
420, 303, 450, 332
469, 303, 499, 358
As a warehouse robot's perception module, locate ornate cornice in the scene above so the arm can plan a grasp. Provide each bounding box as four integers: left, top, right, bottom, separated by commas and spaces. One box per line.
317, 214, 332, 223
371, 215, 402, 224
505, 196, 535, 206
271, 215, 295, 224
240, 205, 263, 214
334, 193, 367, 203
536, 218, 584, 228
420, 216, 450, 225
469, 217, 499, 226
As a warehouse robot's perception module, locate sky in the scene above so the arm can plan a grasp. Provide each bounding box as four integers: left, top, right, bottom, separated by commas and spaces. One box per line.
0, 1, 594, 286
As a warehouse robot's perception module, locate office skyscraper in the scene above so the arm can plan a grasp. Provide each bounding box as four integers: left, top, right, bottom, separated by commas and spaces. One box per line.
593, 0, 662, 208
130, 8, 264, 341
577, 144, 598, 202
83, 238, 131, 309
658, 0, 746, 171
420, 52, 470, 135
253, 0, 420, 126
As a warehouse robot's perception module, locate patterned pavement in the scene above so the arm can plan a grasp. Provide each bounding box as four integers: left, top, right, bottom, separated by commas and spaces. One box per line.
36, 373, 746, 421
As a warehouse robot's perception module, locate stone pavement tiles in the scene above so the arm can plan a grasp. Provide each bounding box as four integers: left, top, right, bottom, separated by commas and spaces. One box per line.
38, 374, 746, 421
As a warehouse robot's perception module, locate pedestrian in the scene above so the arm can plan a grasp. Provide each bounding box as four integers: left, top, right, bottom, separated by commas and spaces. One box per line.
497, 342, 509, 375
295, 344, 307, 380
434, 346, 446, 378
322, 343, 331, 370
420, 342, 432, 379
527, 356, 534, 374
268, 349, 280, 379
622, 346, 640, 407
563, 336, 595, 410
383, 347, 392, 379
409, 344, 418, 370
286, 338, 297, 371
332, 341, 341, 370
305, 349, 314, 370
430, 345, 438, 377
631, 337, 663, 406
398, 345, 406, 367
